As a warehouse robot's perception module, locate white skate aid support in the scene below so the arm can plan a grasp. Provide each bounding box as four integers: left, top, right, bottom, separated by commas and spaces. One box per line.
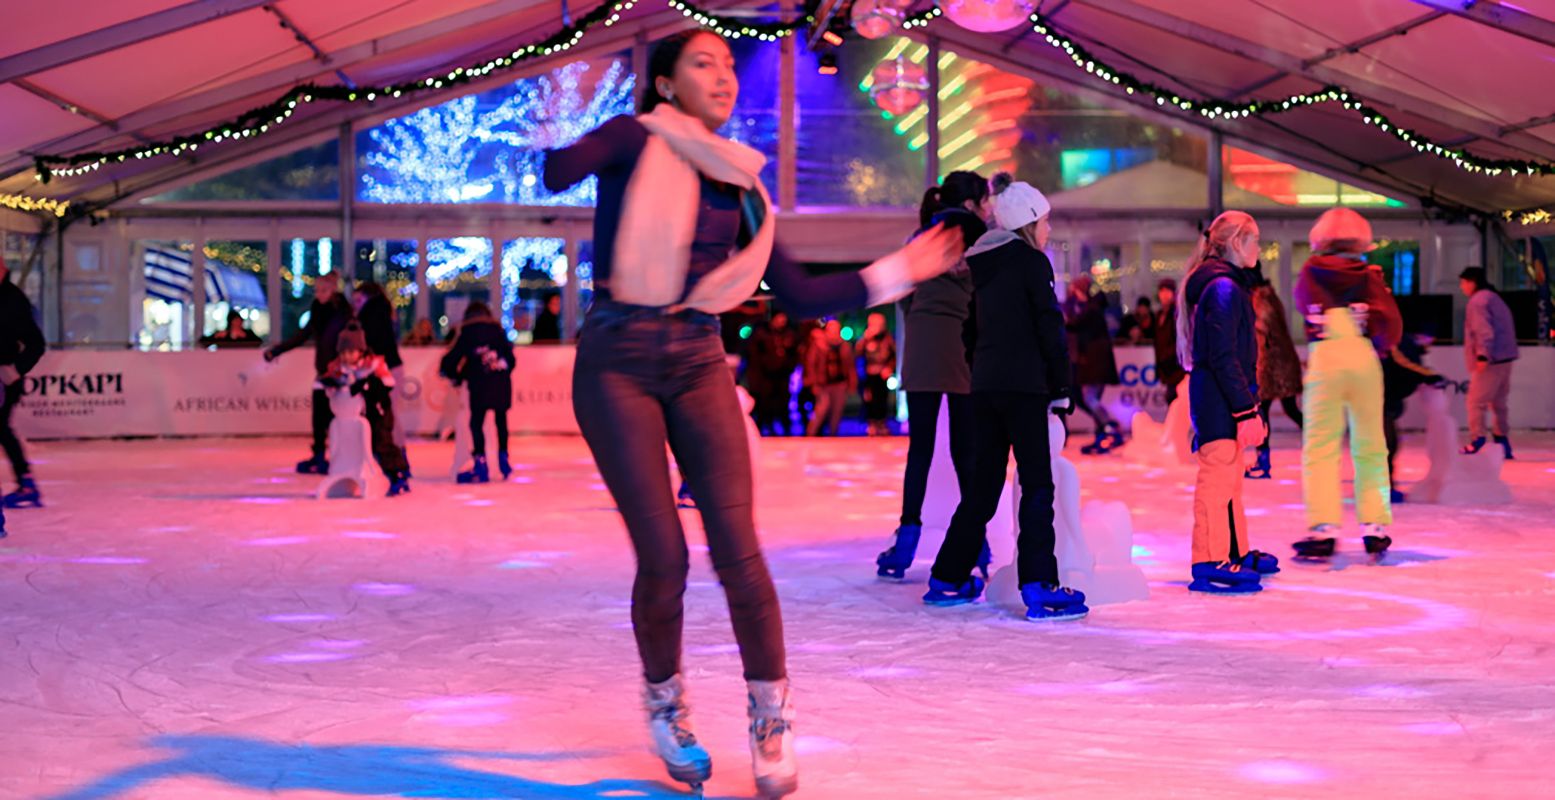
1407, 386, 1513, 506
990, 414, 1149, 608
317, 387, 378, 500
1123, 393, 1194, 468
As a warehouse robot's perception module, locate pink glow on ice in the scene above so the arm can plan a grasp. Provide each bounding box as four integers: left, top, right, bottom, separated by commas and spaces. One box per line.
850, 666, 921, 679
263, 613, 335, 623
343, 531, 397, 540
791, 641, 855, 654
1356, 685, 1431, 699
244, 536, 309, 547
688, 643, 740, 655
144, 525, 192, 533
874, 490, 897, 497
465, 499, 496, 507
407, 694, 513, 712
252, 477, 292, 484
266, 652, 353, 663
1239, 760, 1325, 784
70, 556, 148, 565
1245, 507, 1268, 517
588, 482, 607, 491
353, 582, 416, 596
422, 710, 510, 727
796, 736, 849, 754
509, 476, 535, 484
498, 560, 548, 569
306, 639, 365, 650
1401, 722, 1464, 735
237, 496, 291, 505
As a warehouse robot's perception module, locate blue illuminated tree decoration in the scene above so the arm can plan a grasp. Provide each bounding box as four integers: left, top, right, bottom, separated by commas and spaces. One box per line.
359, 59, 635, 206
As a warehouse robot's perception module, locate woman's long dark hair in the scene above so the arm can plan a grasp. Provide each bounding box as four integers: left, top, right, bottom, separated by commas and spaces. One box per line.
640, 29, 724, 114
918, 170, 989, 228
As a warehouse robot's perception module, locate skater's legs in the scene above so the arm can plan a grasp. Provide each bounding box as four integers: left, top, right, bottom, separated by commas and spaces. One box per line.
663, 338, 784, 683
824, 384, 846, 435
1466, 367, 1494, 440
946, 392, 976, 504
494, 407, 510, 457
0, 382, 30, 480
365, 395, 408, 477
1383, 410, 1401, 482
1486, 362, 1513, 438
1082, 385, 1115, 427
899, 391, 943, 527
310, 388, 332, 458
574, 326, 692, 685
469, 405, 488, 457
1280, 395, 1304, 429
1256, 399, 1274, 456
389, 366, 408, 448
930, 393, 1010, 584
1346, 355, 1393, 526
1302, 342, 1346, 528
1005, 393, 1058, 587
1192, 439, 1248, 563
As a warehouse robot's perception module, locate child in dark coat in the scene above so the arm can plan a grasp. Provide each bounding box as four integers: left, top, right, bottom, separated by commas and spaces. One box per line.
440, 302, 515, 483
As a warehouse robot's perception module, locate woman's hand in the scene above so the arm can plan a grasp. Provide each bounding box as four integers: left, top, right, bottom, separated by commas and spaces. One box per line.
900, 224, 964, 284
1236, 414, 1267, 450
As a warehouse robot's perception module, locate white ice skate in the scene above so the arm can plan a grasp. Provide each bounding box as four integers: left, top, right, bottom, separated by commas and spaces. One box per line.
643, 675, 712, 793
747, 678, 798, 798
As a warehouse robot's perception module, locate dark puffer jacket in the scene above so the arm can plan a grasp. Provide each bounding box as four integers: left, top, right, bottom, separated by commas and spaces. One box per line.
439, 319, 515, 410
963, 230, 1070, 396
1185, 259, 1260, 447
900, 207, 985, 394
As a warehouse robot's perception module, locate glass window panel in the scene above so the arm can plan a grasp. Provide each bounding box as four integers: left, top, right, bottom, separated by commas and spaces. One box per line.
1371, 239, 1421, 295
354, 239, 420, 339
3, 231, 44, 309
427, 237, 492, 340
357, 54, 635, 206
279, 238, 342, 339
722, 37, 781, 199
501, 237, 567, 344
148, 140, 340, 202
578, 239, 596, 319
200, 240, 270, 345
797, 37, 925, 207
1222, 147, 1406, 208
136, 240, 195, 351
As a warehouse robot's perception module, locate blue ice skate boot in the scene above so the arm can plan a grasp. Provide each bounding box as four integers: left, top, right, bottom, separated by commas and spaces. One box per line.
498, 453, 513, 481
975, 540, 992, 581
1239, 549, 1281, 575
875, 524, 921, 581
1244, 448, 1272, 480
457, 455, 490, 484
677, 482, 696, 509
1362, 523, 1392, 564
401, 448, 413, 479
1188, 561, 1263, 595
1292, 524, 1339, 562
295, 455, 329, 475
1494, 435, 1514, 461
3, 476, 42, 508
1390, 488, 1406, 505
387, 473, 411, 497
1021, 582, 1089, 621
0, 504, 7, 539
1460, 436, 1486, 455
922, 575, 985, 606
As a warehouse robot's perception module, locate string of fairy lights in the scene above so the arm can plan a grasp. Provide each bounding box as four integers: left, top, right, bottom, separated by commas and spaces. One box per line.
10, 0, 1555, 219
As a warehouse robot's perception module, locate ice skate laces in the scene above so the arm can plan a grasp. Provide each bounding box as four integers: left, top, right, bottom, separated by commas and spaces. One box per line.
651, 700, 699, 748
751, 716, 791, 758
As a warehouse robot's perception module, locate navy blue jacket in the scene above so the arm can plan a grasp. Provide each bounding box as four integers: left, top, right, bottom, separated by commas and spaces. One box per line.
963, 230, 1071, 396
440, 319, 515, 410
1185, 259, 1260, 447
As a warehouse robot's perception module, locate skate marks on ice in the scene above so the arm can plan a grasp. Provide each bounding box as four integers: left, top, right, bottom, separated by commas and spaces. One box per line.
40, 734, 729, 800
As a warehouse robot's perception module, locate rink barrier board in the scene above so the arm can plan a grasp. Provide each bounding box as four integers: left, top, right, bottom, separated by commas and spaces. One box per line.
12, 345, 1555, 439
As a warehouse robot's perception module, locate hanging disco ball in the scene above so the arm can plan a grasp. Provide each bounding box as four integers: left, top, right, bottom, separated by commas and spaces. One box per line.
936, 0, 1036, 33
869, 57, 929, 116
851, 0, 906, 39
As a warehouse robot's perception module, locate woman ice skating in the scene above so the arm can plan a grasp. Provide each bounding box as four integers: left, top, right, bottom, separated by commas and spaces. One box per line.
439, 302, 515, 483
319, 322, 411, 497
1179, 211, 1276, 594
1064, 274, 1122, 454
541, 28, 962, 798
1246, 263, 1304, 479
1292, 208, 1402, 563
876, 171, 988, 581
922, 173, 1086, 621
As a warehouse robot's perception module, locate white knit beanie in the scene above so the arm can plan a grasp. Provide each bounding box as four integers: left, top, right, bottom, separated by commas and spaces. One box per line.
990, 172, 1051, 232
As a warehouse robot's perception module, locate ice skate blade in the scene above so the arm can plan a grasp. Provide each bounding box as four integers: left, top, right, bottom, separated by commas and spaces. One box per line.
665, 758, 712, 787
923, 595, 980, 607
1188, 579, 1262, 595
1025, 605, 1089, 622
876, 570, 908, 582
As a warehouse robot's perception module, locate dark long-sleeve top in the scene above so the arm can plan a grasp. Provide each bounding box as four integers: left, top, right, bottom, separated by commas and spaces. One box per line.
268, 295, 354, 374
0, 279, 46, 376
439, 319, 515, 410
1292, 254, 1401, 357
542, 115, 868, 319
962, 230, 1071, 396
1185, 258, 1260, 446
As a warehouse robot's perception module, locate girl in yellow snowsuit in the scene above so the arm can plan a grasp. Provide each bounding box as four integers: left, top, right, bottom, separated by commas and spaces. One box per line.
1291, 209, 1402, 561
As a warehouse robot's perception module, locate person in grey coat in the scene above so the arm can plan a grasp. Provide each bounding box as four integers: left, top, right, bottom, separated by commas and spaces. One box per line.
1458, 266, 1519, 459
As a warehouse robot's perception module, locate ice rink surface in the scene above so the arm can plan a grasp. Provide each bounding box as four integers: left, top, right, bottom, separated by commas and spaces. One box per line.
1, 432, 1552, 799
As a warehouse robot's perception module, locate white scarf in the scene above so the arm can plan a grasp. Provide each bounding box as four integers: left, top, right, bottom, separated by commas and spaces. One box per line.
611, 104, 777, 314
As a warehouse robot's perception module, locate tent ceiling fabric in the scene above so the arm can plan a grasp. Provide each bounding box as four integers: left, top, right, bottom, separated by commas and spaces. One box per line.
3, 0, 1554, 215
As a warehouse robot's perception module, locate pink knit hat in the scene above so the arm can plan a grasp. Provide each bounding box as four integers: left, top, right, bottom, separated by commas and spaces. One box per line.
1309, 208, 1375, 253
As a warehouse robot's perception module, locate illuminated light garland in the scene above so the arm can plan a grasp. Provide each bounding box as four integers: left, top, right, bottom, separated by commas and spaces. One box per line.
1, 192, 69, 217
32, 0, 808, 183
1503, 208, 1553, 225
1023, 14, 1555, 178
902, 7, 942, 29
